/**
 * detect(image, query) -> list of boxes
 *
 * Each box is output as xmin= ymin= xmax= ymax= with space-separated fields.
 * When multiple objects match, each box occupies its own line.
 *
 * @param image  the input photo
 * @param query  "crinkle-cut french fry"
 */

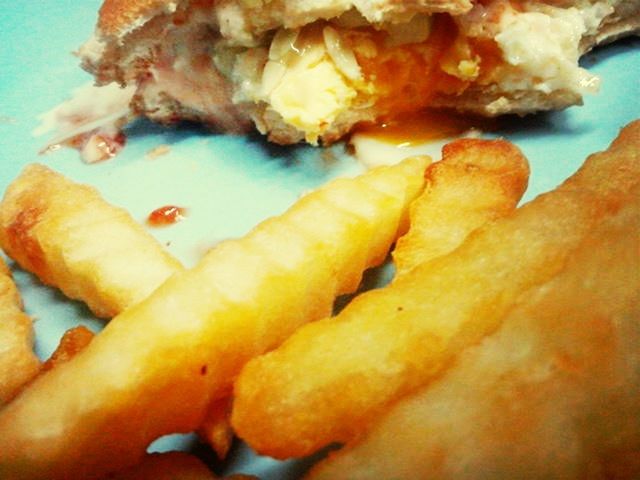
xmin=393 ymin=138 xmax=529 ymax=275
xmin=0 ymin=164 xmax=185 ymax=318
xmin=231 ymin=120 xmax=640 ymax=459
xmin=0 ymin=258 xmax=40 ymax=404
xmin=109 ymin=452 xmax=217 ymax=480
xmin=199 ymin=151 xmax=435 ymax=458
xmin=0 ymin=156 xmax=428 ymax=480
xmin=307 ymin=189 xmax=640 ymax=480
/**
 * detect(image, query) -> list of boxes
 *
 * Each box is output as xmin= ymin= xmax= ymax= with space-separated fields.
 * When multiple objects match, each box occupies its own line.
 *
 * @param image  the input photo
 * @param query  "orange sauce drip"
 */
xmin=354 ymin=109 xmax=497 ymax=147
xmin=147 ymin=206 xmax=187 ymax=227
xmin=356 ymin=111 xmax=468 ymax=146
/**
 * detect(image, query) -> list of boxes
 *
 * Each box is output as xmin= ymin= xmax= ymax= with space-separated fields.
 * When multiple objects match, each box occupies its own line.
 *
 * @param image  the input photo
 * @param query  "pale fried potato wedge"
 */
xmin=231 ymin=120 xmax=640 ymax=459
xmin=0 ymin=164 xmax=184 ymax=318
xmin=393 ymin=138 xmax=529 ymax=275
xmin=0 ymin=258 xmax=40 ymax=405
xmin=0 ymin=156 xmax=428 ymax=480
xmin=307 ymin=188 xmax=640 ymax=480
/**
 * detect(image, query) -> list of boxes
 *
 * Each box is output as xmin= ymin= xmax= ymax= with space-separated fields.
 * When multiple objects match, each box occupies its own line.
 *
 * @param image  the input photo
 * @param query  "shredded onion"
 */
xmin=322 ymin=25 xmax=362 ymax=81
xmin=269 ymin=29 xmax=300 ymax=61
xmin=260 ymin=60 xmax=287 ymax=96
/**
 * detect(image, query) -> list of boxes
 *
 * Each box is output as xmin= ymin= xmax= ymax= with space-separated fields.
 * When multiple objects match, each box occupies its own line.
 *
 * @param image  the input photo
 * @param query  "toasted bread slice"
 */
xmin=80 ymin=0 xmax=640 ymax=144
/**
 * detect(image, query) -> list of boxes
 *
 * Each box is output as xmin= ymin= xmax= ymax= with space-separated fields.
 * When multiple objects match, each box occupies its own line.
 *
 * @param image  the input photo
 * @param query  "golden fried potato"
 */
xmin=0 ymin=258 xmax=40 ymax=404
xmin=42 ymin=325 xmax=95 ymax=372
xmin=231 ymin=120 xmax=640 ymax=459
xmin=108 ymin=452 xmax=216 ymax=480
xmin=0 ymin=164 xmax=184 ymax=318
xmin=307 ymin=188 xmax=640 ymax=480
xmin=393 ymin=138 xmax=529 ymax=275
xmin=198 ymin=397 xmax=234 ymax=460
xmin=0 ymin=156 xmax=428 ymax=480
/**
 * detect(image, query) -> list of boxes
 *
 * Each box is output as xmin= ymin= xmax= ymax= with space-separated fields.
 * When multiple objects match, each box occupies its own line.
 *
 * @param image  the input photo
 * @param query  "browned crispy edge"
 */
xmin=97 ymin=0 xmax=179 ymax=37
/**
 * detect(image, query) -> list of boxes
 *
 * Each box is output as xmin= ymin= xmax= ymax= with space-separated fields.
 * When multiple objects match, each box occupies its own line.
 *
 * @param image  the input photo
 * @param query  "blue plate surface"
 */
xmin=0 ymin=0 xmax=639 ymax=477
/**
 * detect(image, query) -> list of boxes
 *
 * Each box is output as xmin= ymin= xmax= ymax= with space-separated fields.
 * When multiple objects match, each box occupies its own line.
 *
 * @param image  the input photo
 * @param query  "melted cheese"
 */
xmin=269 ymin=57 xmax=357 ymax=142
xmin=234 ymin=25 xmax=362 ymax=143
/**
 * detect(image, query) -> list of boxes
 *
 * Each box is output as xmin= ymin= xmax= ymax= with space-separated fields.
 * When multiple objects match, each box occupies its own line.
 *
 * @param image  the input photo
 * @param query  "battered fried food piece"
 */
xmin=231 ymin=120 xmax=640 ymax=459
xmin=42 ymin=326 xmax=95 ymax=372
xmin=0 ymin=156 xmax=428 ymax=480
xmin=0 ymin=164 xmax=184 ymax=318
xmin=0 ymin=258 xmax=40 ymax=405
xmin=307 ymin=189 xmax=640 ymax=480
xmin=393 ymin=138 xmax=529 ymax=275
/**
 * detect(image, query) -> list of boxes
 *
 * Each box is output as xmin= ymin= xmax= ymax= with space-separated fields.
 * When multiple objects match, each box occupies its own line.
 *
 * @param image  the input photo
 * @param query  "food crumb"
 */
xmin=147 ymin=206 xmax=187 ymax=227
xmin=146 ymin=144 xmax=171 ymax=159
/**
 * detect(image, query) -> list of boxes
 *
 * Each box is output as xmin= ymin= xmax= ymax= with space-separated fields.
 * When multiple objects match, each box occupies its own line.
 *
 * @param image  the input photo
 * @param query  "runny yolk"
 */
xmin=347 ymin=14 xmax=504 ymax=118
xmin=348 ymin=15 xmax=458 ymax=115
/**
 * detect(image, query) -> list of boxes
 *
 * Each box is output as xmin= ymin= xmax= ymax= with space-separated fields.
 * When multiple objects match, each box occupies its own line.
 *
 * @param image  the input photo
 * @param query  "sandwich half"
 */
xmin=80 ymin=0 xmax=640 ymax=144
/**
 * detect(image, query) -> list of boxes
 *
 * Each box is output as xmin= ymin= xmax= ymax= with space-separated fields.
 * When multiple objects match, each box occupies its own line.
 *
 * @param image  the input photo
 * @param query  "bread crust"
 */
xmin=98 ymin=0 xmax=179 ymax=37
xmin=581 ymin=3 xmax=640 ymax=52
xmin=97 ymin=0 xmax=473 ymax=41
xmin=213 ymin=0 xmax=473 ymax=45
